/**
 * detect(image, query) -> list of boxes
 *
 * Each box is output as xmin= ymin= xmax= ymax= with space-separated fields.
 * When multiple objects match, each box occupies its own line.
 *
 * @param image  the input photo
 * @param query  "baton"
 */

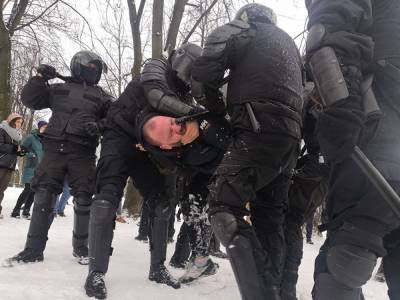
xmin=175 ymin=110 xmax=209 ymax=124
xmin=245 ymin=103 xmax=261 ymax=133
xmin=352 ymin=146 xmax=400 ymax=218
xmin=55 ymin=73 xmax=69 ymax=81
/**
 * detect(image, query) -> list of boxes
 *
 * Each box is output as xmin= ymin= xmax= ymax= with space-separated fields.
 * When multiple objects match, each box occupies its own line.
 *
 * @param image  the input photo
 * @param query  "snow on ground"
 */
xmin=0 ymin=187 xmax=389 ymax=300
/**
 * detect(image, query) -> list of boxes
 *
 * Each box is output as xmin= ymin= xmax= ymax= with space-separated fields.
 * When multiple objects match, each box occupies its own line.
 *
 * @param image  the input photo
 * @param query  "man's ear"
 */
xmin=160 ymin=144 xmax=173 ymax=150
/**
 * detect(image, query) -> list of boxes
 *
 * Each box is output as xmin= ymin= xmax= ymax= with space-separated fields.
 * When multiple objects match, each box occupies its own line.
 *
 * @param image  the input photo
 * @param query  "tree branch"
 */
xmin=7 ymin=0 xmax=29 ymax=37
xmin=182 ymin=0 xmax=217 ymax=44
xmin=58 ymin=0 xmax=95 ymax=49
xmin=14 ymin=0 xmax=60 ymax=32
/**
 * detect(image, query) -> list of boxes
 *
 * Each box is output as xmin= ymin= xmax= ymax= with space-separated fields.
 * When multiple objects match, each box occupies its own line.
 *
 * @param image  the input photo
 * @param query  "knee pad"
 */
xmin=33 ymin=188 xmax=57 ymax=210
xmin=74 ymin=196 xmax=92 ymax=219
xmin=91 ymin=200 xmax=117 ymax=223
xmin=210 ymin=212 xmax=238 ymax=247
xmin=74 ymin=194 xmax=92 ymax=207
xmin=332 ymin=222 xmax=386 ymax=257
xmin=327 ymin=244 xmax=377 ymax=288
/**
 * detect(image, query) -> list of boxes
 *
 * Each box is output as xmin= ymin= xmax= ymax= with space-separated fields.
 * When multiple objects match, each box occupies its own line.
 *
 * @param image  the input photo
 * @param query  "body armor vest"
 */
xmin=227 ymin=23 xmax=303 ymax=115
xmin=44 ymin=82 xmax=109 ymax=148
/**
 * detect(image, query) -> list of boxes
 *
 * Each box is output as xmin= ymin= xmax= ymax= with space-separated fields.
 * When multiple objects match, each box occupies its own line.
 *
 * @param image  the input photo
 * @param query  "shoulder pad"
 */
xmin=203 ymin=22 xmax=247 ymax=56
xmin=141 ymin=59 xmax=168 ymax=83
xmin=228 ymin=19 xmax=250 ymax=29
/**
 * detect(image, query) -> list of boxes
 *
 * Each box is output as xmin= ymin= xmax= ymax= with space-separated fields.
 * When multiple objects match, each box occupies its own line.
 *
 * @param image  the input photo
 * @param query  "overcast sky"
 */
xmin=258 ymin=0 xmax=307 ymax=38
xmin=67 ymin=0 xmax=308 ymax=55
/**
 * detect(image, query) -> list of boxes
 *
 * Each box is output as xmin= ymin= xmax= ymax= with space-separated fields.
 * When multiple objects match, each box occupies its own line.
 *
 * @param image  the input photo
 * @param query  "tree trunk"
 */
xmin=165 ymin=0 xmax=187 ymax=55
xmin=0 ymin=14 xmax=11 ymax=120
xmin=127 ymin=0 xmax=145 ymax=79
xmin=123 ymin=178 xmax=143 ymax=218
xmin=152 ymin=0 xmax=164 ymax=59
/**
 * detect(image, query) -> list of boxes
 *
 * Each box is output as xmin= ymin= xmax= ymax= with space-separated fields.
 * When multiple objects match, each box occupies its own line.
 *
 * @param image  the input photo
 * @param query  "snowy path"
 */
xmin=0 ymin=187 xmax=389 ymax=300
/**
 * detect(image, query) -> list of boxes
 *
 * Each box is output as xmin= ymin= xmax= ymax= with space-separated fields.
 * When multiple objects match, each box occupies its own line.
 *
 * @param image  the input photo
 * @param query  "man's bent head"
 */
xmin=142 ymin=116 xmax=186 ymax=149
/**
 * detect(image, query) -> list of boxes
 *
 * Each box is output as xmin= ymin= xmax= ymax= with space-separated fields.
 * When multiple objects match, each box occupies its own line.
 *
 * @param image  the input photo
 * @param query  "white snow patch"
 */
xmin=0 ymin=187 xmax=389 ymax=300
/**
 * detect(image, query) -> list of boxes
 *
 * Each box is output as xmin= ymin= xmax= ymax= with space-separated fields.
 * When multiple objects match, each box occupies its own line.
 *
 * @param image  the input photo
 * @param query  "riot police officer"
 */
xmin=192 ymin=4 xmax=303 ymax=299
xmin=305 ymin=0 xmax=400 ymax=299
xmin=7 ymin=51 xmax=111 ymax=266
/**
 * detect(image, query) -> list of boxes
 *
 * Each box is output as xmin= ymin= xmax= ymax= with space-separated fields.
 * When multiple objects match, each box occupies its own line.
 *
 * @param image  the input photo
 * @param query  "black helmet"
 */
xmin=235 ymin=3 xmax=277 ymax=25
xmin=169 ymin=43 xmax=202 ymax=84
xmin=70 ymin=51 xmax=107 ymax=85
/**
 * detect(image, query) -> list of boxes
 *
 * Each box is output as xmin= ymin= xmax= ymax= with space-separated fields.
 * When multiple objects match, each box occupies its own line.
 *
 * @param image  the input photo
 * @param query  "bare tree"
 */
xmin=0 ymin=0 xmax=91 ymax=121
xmin=164 ymin=0 xmax=187 ymax=55
xmin=0 ymin=0 xmax=30 ymax=120
xmin=152 ymin=0 xmax=164 ymax=59
xmin=127 ymin=0 xmax=145 ymax=78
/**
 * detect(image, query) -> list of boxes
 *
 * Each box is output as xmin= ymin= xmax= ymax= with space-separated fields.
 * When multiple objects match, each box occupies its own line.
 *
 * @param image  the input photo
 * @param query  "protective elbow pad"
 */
xmin=306 ymin=24 xmax=349 ymax=107
xmin=210 ymin=212 xmax=238 ymax=247
xmin=141 ymin=59 xmax=167 ymax=83
xmin=309 ymin=47 xmax=349 ymax=106
xmin=147 ymin=89 xmax=192 ymax=117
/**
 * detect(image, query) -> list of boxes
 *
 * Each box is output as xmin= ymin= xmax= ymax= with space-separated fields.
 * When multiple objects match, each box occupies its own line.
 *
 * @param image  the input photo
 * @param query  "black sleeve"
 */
xmin=192 ymin=26 xmax=230 ymax=109
xmin=0 ymin=130 xmax=17 ymax=154
xmin=306 ymin=0 xmax=374 ymax=70
xmin=20 ymin=76 xmax=51 ymax=110
xmin=192 ymin=22 xmax=249 ymax=113
xmin=140 ymin=59 xmax=193 ymax=116
xmin=141 ymin=59 xmax=173 ymax=95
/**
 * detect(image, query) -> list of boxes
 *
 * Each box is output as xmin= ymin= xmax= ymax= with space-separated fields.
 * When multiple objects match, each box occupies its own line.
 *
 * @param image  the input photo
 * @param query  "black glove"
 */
xmin=84 ymin=121 xmax=101 ymax=138
xmin=317 ymin=106 xmax=365 ymax=163
xmin=189 ymin=105 xmax=208 ymax=116
xmin=17 ymin=145 xmax=28 ymax=157
xmin=37 ymin=64 xmax=57 ymax=81
xmin=175 ymin=106 xmax=209 ymax=124
xmin=195 ymin=91 xmax=225 ymax=116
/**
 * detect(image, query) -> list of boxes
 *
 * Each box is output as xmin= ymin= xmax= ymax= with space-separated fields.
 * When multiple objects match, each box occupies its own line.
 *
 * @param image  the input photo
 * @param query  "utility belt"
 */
xmin=237 ymin=99 xmax=302 ymax=133
xmin=43 ymin=138 xmax=96 ymax=154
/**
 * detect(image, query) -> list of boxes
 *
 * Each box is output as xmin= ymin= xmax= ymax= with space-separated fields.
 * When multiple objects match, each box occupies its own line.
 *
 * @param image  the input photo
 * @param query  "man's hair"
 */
xmin=142 ymin=117 xmax=162 ymax=146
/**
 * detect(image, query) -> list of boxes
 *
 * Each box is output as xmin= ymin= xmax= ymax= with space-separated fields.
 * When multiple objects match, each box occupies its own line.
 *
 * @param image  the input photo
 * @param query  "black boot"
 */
xmin=85 ymin=271 xmax=107 ymax=299
xmin=148 ymin=202 xmax=180 ymax=288
xmin=11 ymin=185 xmax=30 ymax=218
xmin=149 ymin=265 xmax=181 ymax=289
xmin=8 ymin=248 xmax=44 ymax=264
xmin=21 ymin=210 xmax=31 ymax=219
xmin=72 ymin=195 xmax=91 ymax=265
xmin=6 ymin=189 xmax=56 ymax=266
xmin=211 ymin=212 xmax=281 ymax=300
xmin=11 ymin=210 xmax=20 ymax=218
xmin=134 ymin=234 xmax=148 ymax=242
xmin=85 ymin=200 xmax=117 ymax=299
xmin=281 ymin=264 xmax=299 ymax=300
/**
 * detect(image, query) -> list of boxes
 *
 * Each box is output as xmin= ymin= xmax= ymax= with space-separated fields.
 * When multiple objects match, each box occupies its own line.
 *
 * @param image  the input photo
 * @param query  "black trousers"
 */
xmin=94 ymin=129 xmax=172 ymax=269
xmin=281 ymin=156 xmax=329 ymax=296
xmin=32 ymin=149 xmax=96 ymax=197
xmin=383 ymin=227 xmax=400 ymax=300
xmin=208 ymin=128 xmax=299 ymax=286
xmin=137 ymin=200 xmax=175 ymax=239
xmin=12 ymin=183 xmax=35 ymax=214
